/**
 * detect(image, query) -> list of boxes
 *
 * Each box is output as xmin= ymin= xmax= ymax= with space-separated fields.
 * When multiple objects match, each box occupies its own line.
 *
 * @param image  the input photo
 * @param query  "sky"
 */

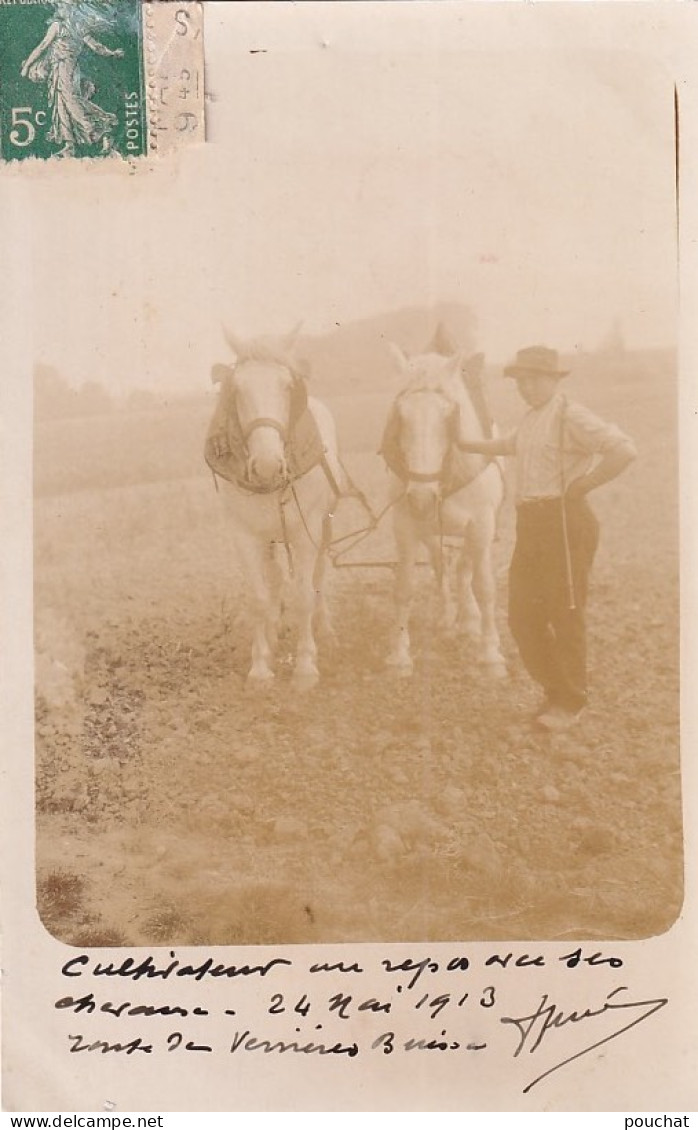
xmin=22 ymin=2 xmax=679 ymax=394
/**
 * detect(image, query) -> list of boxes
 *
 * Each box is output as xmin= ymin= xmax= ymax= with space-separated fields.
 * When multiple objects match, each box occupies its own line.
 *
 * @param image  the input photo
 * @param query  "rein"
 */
xmin=208 ymin=381 xmax=499 ymax=577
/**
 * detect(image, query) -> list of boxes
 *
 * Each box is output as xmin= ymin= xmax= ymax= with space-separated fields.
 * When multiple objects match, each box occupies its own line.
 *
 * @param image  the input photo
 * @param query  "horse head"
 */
xmin=222 ymin=326 xmax=309 ymax=490
xmin=386 ymin=344 xmax=468 ymax=518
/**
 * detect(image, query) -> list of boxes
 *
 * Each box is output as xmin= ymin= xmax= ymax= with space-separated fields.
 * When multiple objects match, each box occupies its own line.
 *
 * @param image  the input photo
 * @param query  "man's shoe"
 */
xmin=535 ymin=706 xmax=584 ymax=733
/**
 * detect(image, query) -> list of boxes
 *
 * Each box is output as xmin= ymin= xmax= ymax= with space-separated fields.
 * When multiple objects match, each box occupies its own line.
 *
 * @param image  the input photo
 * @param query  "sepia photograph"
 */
xmin=3 ymin=0 xmax=696 ymax=1114
xmin=27 ymin=5 xmax=680 ymax=952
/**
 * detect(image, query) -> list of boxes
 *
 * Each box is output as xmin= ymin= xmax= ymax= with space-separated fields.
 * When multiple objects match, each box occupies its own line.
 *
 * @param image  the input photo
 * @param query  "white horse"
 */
xmin=206 ymin=327 xmax=343 ymax=689
xmin=381 ymin=343 xmax=507 ymax=678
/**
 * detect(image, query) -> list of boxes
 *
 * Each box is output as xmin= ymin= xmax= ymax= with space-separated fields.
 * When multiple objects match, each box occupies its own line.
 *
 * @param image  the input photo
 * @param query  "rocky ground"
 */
xmin=33 ymin=384 xmax=682 ymax=948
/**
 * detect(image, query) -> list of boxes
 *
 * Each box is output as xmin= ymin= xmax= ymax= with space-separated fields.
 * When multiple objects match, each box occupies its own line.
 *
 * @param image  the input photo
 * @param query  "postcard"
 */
xmin=1 ymin=0 xmax=697 ymax=1113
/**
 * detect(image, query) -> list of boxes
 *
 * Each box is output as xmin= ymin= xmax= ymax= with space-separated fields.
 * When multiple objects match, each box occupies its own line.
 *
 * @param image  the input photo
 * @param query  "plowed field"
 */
xmin=33 ymin=363 xmax=682 ymax=946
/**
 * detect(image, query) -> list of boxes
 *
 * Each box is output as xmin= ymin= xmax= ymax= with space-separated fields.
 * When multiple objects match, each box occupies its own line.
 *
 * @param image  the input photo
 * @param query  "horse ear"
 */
xmin=445 ymin=352 xmax=466 ymax=380
xmin=387 ymin=342 xmax=410 ymax=373
xmin=427 ymin=322 xmax=459 ymax=357
xmin=448 ymin=350 xmax=483 ymax=383
xmin=222 ymin=326 xmax=247 ymax=360
xmin=281 ymin=322 xmax=304 ymax=353
xmin=211 ymin=363 xmax=233 ymax=385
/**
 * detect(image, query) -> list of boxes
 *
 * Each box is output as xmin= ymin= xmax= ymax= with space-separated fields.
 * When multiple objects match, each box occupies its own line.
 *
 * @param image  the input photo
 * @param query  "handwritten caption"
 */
xmin=53 ymin=947 xmax=668 ymax=1095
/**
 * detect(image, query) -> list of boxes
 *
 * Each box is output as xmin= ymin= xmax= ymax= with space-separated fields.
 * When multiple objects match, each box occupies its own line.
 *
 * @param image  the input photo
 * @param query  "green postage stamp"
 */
xmin=0 ymin=0 xmax=205 ymax=161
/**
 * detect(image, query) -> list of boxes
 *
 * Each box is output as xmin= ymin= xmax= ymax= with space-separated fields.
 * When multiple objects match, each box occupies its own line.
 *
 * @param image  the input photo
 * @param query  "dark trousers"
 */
xmin=508 ymin=497 xmax=600 ymax=713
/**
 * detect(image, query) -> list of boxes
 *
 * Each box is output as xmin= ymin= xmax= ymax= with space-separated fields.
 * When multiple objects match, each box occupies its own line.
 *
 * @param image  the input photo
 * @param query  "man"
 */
xmin=458 ymin=345 xmax=637 ymax=732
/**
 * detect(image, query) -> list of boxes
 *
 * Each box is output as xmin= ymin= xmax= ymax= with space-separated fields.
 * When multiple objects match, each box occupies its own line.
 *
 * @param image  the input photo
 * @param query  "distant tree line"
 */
xmin=34 ymin=365 xmax=163 ymax=420
xmin=34 ymin=365 xmax=112 ymax=421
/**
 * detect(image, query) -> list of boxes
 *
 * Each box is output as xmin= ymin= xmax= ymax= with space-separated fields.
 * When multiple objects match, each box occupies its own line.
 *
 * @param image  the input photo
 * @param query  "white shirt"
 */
xmin=502 ymin=394 xmax=633 ymax=503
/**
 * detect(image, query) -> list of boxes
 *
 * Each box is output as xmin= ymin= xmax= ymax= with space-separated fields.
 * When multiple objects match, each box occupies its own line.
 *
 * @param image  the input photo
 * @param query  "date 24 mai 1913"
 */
xmin=50 ymin=947 xmax=671 ymax=1095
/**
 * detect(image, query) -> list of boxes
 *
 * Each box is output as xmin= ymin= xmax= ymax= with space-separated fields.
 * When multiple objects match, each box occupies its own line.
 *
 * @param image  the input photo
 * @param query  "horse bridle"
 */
xmin=239 ymin=414 xmax=289 ymax=444
xmin=233 ymin=368 xmax=306 ymax=447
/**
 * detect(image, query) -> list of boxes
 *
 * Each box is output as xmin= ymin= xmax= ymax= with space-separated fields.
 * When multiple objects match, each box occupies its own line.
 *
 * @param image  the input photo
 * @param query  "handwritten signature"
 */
xmin=501 ymin=985 xmax=669 ymax=1093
